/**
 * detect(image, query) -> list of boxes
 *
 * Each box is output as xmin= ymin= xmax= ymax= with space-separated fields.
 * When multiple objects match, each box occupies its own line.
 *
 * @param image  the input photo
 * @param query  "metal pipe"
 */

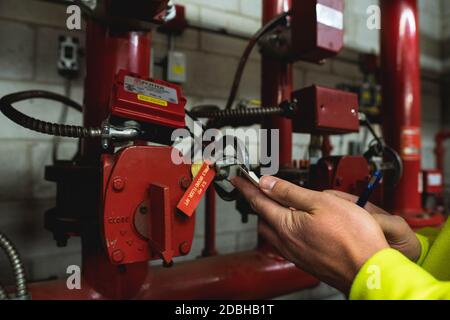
xmin=80 ymin=20 xmax=153 ymax=299
xmin=380 ymin=0 xmax=422 ymax=217
xmin=202 ymin=188 xmax=217 ymax=257
xmin=82 ymin=20 xmax=152 ymax=161
xmin=261 ymin=0 xmax=293 ymax=169
xmin=380 ymin=0 xmax=444 ymax=228
xmin=27 ymin=250 xmax=317 ymax=300
xmin=0 ymin=232 xmax=28 ymax=299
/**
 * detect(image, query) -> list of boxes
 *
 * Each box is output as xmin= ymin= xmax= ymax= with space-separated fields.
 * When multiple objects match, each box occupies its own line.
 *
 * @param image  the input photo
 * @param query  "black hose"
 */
xmin=0 ymin=91 xmax=101 ymax=138
xmin=361 ymin=116 xmax=385 ymax=149
xmin=225 ymin=11 xmax=290 ymax=110
xmin=0 ymin=232 xmax=28 ymax=299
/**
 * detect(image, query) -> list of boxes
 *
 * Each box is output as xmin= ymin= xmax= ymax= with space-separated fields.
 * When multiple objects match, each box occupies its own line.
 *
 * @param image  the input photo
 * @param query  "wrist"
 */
xmin=346 ymin=241 xmax=389 ymax=292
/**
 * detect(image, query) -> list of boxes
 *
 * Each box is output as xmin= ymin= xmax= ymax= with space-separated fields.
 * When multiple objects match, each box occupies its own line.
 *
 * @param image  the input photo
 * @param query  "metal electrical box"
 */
xmin=292 ymin=0 xmax=344 ymax=62
xmin=292 ymin=85 xmax=359 ymax=134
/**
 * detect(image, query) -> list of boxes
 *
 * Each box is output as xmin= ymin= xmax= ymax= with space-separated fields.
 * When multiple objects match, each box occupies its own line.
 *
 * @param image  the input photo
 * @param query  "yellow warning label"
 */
xmin=137 ymin=94 xmax=168 ymax=107
xmin=172 ymin=65 xmax=185 ymax=75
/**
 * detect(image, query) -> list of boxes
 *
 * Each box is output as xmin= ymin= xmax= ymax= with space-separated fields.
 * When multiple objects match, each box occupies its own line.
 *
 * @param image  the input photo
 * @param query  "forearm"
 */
xmin=350 ymin=249 xmax=450 ymax=300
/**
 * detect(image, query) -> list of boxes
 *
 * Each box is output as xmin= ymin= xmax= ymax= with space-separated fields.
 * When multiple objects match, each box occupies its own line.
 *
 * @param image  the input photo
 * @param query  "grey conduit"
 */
xmin=0 ymin=232 xmax=29 ymax=299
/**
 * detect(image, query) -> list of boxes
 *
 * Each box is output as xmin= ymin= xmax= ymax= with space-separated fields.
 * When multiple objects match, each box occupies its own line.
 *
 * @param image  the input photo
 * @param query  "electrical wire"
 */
xmin=361 ymin=116 xmax=385 ymax=150
xmin=0 ymin=232 xmax=28 ymax=299
xmin=0 ymin=91 xmax=101 ymax=139
xmin=224 ymin=11 xmax=290 ymax=110
xmin=52 ymin=80 xmax=78 ymax=163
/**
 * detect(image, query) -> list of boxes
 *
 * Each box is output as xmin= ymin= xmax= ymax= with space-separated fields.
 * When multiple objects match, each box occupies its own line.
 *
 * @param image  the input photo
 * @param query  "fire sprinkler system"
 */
xmin=0 ymin=0 xmax=446 ymax=300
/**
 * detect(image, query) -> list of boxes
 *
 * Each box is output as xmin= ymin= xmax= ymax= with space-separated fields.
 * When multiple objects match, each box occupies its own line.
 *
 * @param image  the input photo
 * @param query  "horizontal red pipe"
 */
xmin=28 ymin=250 xmax=318 ymax=300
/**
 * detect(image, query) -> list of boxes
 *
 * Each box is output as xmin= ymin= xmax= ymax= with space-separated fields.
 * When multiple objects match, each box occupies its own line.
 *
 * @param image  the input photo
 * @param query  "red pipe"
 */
xmin=257 ymin=1 xmax=319 ymax=289
xmin=82 ymin=21 xmax=152 ymax=160
xmin=28 ymin=250 xmax=317 ymax=300
xmin=202 ymin=188 xmax=217 ymax=257
xmin=80 ymin=20 xmax=153 ymax=298
xmin=262 ymin=0 xmax=293 ymax=168
xmin=380 ymin=0 xmax=444 ymax=228
xmin=380 ymin=1 xmax=421 ymax=216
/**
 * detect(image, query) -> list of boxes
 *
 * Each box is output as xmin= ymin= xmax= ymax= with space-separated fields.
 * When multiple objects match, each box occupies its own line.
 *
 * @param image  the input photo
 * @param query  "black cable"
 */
xmin=361 ymin=116 xmax=385 ymax=150
xmin=225 ymin=11 xmax=290 ymax=110
xmin=52 ymin=80 xmax=77 ymax=163
xmin=0 ymin=91 xmax=101 ymax=139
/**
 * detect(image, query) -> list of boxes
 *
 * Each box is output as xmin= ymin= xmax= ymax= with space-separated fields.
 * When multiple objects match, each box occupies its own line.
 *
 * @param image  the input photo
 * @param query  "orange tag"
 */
xmin=177 ymin=161 xmax=215 ymax=217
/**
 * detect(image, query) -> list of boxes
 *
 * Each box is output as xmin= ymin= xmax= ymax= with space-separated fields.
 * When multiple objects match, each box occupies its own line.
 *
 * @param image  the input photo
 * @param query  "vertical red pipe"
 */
xmin=81 ymin=21 xmax=153 ymax=299
xmin=82 ymin=21 xmax=152 ymax=161
xmin=260 ymin=0 xmax=298 ymax=251
xmin=380 ymin=0 xmax=423 ymax=218
xmin=262 ymin=0 xmax=293 ymax=168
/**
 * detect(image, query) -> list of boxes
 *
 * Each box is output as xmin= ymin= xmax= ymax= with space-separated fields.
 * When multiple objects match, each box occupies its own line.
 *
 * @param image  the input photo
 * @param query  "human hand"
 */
xmin=232 ymin=176 xmax=389 ymax=294
xmin=325 ymin=190 xmax=421 ymax=262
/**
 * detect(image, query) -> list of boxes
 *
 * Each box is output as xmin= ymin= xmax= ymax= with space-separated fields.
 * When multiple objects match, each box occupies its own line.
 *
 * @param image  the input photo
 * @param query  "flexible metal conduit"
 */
xmin=0 ymin=232 xmax=29 ymax=299
xmin=0 ymin=91 xmax=101 ymax=138
xmin=190 ymin=106 xmax=285 ymax=120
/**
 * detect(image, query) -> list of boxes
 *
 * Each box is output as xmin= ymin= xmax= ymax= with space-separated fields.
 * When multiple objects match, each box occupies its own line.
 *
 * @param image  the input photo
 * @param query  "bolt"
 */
xmin=179 ymin=241 xmax=190 ymax=255
xmin=180 ymin=176 xmax=191 ymax=190
xmin=139 ymin=206 xmax=148 ymax=215
xmin=112 ymin=249 xmax=125 ymax=263
xmin=112 ymin=177 xmax=125 ymax=192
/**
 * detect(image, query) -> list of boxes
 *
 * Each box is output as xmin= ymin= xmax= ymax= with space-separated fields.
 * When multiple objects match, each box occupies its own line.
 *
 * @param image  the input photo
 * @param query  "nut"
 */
xmin=179 ymin=241 xmax=191 ymax=255
xmin=179 ymin=177 xmax=191 ymax=190
xmin=112 ymin=249 xmax=125 ymax=263
xmin=112 ymin=177 xmax=125 ymax=191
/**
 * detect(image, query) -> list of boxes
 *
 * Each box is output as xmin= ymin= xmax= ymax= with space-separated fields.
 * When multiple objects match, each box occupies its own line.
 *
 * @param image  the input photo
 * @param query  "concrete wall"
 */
xmin=0 ymin=0 xmax=445 ymax=300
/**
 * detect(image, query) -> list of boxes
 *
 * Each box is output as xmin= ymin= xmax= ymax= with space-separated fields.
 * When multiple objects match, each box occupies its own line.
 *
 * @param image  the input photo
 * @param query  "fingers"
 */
xmin=324 ymin=190 xmax=390 ymax=216
xmin=231 ymin=176 xmax=289 ymax=228
xmin=259 ymin=176 xmax=321 ymax=212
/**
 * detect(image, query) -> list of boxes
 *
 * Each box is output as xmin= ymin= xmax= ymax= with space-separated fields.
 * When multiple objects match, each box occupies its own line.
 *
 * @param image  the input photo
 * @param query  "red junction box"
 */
xmin=111 ymin=70 xmax=187 ymax=129
xmin=292 ymin=85 xmax=359 ymax=134
xmin=292 ymin=0 xmax=344 ymax=62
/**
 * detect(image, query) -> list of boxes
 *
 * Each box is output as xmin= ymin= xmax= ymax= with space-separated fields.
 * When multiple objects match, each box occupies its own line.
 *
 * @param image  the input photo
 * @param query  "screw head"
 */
xmin=139 ymin=206 xmax=148 ymax=215
xmin=179 ymin=241 xmax=190 ymax=255
xmin=112 ymin=249 xmax=125 ymax=263
xmin=112 ymin=177 xmax=125 ymax=192
xmin=180 ymin=177 xmax=191 ymax=190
